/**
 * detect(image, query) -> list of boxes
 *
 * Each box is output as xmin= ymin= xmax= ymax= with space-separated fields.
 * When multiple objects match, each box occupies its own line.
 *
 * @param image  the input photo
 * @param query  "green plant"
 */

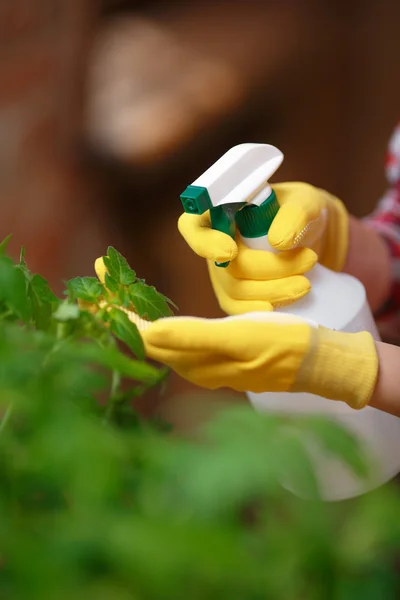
xmin=0 ymin=236 xmax=399 ymax=599
xmin=0 ymin=237 xmax=175 ymax=426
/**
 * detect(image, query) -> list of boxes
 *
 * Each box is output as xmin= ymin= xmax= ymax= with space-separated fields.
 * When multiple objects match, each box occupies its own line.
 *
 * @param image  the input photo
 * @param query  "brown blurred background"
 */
xmin=1 ymin=0 xmax=400 ymax=427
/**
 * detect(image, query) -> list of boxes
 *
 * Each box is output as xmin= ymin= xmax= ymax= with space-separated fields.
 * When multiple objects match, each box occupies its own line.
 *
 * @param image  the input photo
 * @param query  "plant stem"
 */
xmin=56 ymin=322 xmax=65 ymax=340
xmin=103 ymin=369 xmax=122 ymax=424
xmin=111 ymin=369 xmax=121 ymax=397
xmin=0 ymin=402 xmax=13 ymax=436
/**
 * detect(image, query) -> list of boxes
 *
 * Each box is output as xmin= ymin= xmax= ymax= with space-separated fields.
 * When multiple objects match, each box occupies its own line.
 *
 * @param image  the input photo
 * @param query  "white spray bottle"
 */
xmin=180 ymin=143 xmax=400 ymax=501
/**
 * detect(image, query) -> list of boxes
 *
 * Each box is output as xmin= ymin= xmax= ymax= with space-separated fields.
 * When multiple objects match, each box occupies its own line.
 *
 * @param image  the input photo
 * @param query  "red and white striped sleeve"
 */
xmin=364 ymin=121 xmax=400 ymax=338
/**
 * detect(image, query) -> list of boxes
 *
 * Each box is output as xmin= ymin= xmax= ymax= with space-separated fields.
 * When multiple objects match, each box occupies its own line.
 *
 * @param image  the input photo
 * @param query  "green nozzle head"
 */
xmin=180 ymin=185 xmax=212 ymax=215
xmin=180 ymin=143 xmax=283 ymax=267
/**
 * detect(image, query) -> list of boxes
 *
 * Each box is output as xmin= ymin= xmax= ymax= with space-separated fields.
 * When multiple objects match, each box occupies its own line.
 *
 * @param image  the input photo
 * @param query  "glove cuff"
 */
xmin=292 ymin=327 xmax=379 ymax=409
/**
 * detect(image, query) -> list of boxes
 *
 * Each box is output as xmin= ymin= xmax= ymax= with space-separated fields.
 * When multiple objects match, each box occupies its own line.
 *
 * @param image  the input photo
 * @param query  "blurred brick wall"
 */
xmin=0 ymin=1 xmax=100 ymax=291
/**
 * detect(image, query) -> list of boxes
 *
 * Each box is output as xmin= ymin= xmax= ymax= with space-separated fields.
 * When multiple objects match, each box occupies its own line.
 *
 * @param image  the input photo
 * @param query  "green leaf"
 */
xmin=133 ymin=277 xmax=177 ymax=313
xmin=103 ymin=247 xmax=136 ymax=285
xmin=80 ymin=343 xmax=162 ymax=384
xmin=31 ymin=274 xmax=57 ymax=304
xmin=0 ymin=256 xmax=30 ymax=320
xmin=161 ymin=292 xmax=178 ymax=312
xmin=29 ymin=274 xmax=58 ymax=330
xmin=68 ymin=277 xmax=103 ymax=303
xmin=118 ymin=288 xmax=132 ymax=309
xmin=129 ymin=281 xmax=174 ymax=320
xmin=0 ymin=234 xmax=12 ymax=256
xmin=18 ymin=245 xmax=31 ymax=279
xmin=109 ymin=308 xmax=145 ymax=360
xmin=104 ymin=272 xmax=119 ymax=293
xmin=53 ymin=302 xmax=80 ymax=322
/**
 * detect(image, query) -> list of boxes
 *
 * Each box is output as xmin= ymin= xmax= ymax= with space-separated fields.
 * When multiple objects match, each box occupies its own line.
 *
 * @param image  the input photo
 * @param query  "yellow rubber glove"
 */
xmin=94 ymin=257 xmax=107 ymax=284
xmin=178 ymin=182 xmax=349 ymax=314
xmin=178 ymin=213 xmax=317 ymax=313
xmin=141 ymin=314 xmax=378 ymax=410
xmin=269 ymin=182 xmax=349 ymax=271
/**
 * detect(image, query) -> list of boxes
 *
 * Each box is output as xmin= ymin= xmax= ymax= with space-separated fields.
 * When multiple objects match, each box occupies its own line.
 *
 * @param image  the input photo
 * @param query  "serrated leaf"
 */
xmin=53 ymin=302 xmax=80 ymax=322
xmin=18 ymin=245 xmax=31 ymax=279
xmin=31 ymin=274 xmax=57 ymax=304
xmin=158 ymin=291 xmax=178 ymax=312
xmin=29 ymin=274 xmax=58 ymax=330
xmin=0 ymin=234 xmax=12 ymax=256
xmin=104 ymin=272 xmax=119 ymax=293
xmin=68 ymin=277 xmax=103 ymax=303
xmin=103 ymin=247 xmax=136 ymax=285
xmin=119 ymin=288 xmax=132 ymax=308
xmin=129 ymin=281 xmax=174 ymax=320
xmin=0 ymin=256 xmax=30 ymax=320
xmin=109 ymin=308 xmax=145 ymax=360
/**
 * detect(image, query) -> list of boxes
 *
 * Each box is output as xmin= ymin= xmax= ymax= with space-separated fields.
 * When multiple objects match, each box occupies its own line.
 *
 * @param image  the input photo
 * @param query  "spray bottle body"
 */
xmin=243 ymin=233 xmax=400 ymax=501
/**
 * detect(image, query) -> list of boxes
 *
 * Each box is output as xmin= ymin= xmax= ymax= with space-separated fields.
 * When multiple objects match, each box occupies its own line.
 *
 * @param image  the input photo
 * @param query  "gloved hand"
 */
xmin=94 ymin=256 xmax=108 ymax=284
xmin=269 ymin=183 xmax=349 ymax=271
xmin=178 ymin=182 xmax=349 ymax=314
xmin=141 ymin=313 xmax=378 ymax=410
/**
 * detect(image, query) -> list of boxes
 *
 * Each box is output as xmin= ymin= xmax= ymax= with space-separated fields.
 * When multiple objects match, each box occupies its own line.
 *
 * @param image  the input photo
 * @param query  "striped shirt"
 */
xmin=364 ymin=122 xmax=400 ymax=341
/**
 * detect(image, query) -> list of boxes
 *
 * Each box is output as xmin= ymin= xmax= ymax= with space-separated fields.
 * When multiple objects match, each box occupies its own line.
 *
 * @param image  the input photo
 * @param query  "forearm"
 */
xmin=369 ymin=341 xmax=400 ymax=417
xmin=343 ymin=216 xmax=392 ymax=313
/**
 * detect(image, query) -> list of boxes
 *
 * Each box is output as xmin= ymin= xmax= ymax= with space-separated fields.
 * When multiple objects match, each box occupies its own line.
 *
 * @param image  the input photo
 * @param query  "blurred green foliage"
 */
xmin=0 ymin=237 xmax=399 ymax=599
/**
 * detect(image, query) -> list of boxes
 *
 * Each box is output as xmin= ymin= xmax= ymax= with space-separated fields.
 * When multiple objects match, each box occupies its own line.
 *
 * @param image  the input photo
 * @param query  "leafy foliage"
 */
xmin=129 ymin=281 xmax=177 ymax=320
xmin=0 ymin=242 xmax=170 ymax=424
xmin=103 ymin=246 xmax=136 ymax=285
xmin=0 ymin=236 xmax=399 ymax=599
xmin=67 ymin=276 xmax=103 ymax=303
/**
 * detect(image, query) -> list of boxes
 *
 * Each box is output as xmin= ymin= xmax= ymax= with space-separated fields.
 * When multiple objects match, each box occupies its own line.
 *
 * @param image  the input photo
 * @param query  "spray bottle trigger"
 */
xmin=210 ymin=203 xmax=246 ymax=268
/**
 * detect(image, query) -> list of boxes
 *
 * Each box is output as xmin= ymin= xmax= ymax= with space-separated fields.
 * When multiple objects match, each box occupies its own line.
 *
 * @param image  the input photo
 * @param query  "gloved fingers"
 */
xmin=94 ymin=257 xmax=107 ymax=284
xmin=142 ymin=316 xmax=305 ymax=355
xmin=178 ymin=211 xmax=238 ymax=262
xmin=217 ymin=296 xmax=275 ymax=315
xmin=142 ymin=341 xmax=242 ymax=390
xmin=142 ymin=317 xmax=261 ymax=358
xmin=209 ymin=262 xmax=311 ymax=311
xmin=269 ymin=182 xmax=327 ymax=251
xmin=182 ymin=359 xmax=281 ymax=392
xmin=209 ymin=266 xmax=273 ymax=314
xmin=223 ymin=274 xmax=311 ymax=306
xmin=229 ymin=241 xmax=317 ymax=279
xmin=182 ymin=359 xmax=246 ymax=391
xmin=183 ymin=358 xmax=303 ymax=393
xmin=142 ymin=340 xmax=206 ymax=371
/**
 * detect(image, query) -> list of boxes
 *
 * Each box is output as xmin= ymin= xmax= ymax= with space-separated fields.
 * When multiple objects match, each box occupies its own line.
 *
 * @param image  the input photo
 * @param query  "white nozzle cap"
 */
xmin=192 ymin=143 xmax=283 ymax=207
